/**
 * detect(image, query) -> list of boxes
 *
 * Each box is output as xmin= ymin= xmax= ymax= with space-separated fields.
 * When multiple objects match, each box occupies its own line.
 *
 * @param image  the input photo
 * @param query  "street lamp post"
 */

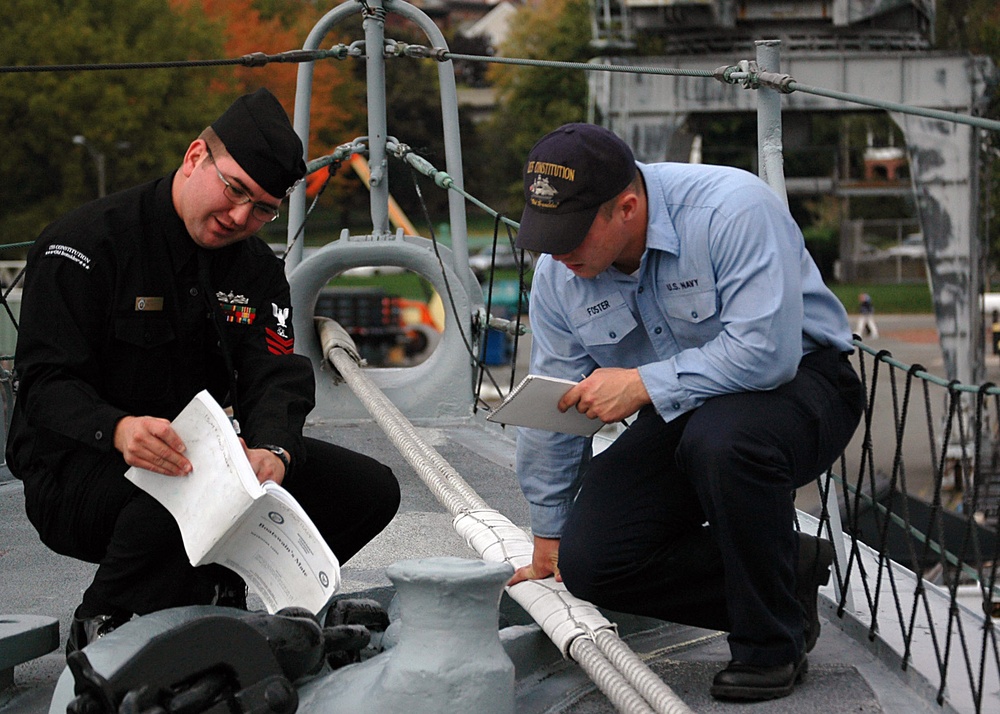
xmin=73 ymin=134 xmax=107 ymax=198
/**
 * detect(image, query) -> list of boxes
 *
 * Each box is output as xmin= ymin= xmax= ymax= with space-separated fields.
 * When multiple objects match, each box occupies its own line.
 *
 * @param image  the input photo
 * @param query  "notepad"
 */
xmin=486 ymin=374 xmax=605 ymax=436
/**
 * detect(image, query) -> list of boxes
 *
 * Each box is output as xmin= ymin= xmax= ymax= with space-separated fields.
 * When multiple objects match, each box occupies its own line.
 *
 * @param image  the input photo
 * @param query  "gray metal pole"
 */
xmin=389 ymin=0 xmax=474 ymax=296
xmin=755 ymin=40 xmax=788 ymax=206
xmin=365 ymin=1 xmax=391 ymax=237
xmin=287 ymin=1 xmax=359 ymax=271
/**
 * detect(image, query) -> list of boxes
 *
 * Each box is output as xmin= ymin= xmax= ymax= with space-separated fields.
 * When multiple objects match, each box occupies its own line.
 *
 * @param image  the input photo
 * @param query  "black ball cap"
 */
xmin=211 ymin=88 xmax=306 ymax=198
xmin=516 ymin=123 xmax=636 ymax=255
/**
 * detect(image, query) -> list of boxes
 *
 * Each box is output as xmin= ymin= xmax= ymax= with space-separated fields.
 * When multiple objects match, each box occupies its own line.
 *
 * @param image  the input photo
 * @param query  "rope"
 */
xmin=0 ymin=48 xmax=352 ymax=74
xmin=439 ymin=50 xmax=714 ymax=79
xmin=6 ymin=42 xmax=993 ymax=134
xmin=414 ymin=46 xmax=1000 ymax=133
xmin=713 ymin=63 xmax=1000 ymax=133
xmin=320 ymin=331 xmax=694 ymax=714
xmin=788 ymin=81 xmax=1000 ymax=133
xmin=855 ymin=340 xmax=1000 ymax=394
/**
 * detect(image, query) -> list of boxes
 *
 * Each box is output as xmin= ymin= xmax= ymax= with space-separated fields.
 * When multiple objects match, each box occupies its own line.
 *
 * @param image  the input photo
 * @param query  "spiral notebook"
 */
xmin=486 ymin=374 xmax=604 ymax=437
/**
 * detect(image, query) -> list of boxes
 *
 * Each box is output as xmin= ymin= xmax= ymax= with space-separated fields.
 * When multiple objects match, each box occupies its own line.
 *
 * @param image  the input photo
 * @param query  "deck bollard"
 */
xmin=299 ymin=557 xmax=515 ymax=714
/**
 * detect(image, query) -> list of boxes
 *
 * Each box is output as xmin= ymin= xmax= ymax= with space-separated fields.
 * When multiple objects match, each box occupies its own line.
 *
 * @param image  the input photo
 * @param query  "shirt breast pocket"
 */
xmin=663 ymin=288 xmax=720 ymax=346
xmin=107 ymin=315 xmax=176 ymax=404
xmin=574 ymin=302 xmax=638 ymax=348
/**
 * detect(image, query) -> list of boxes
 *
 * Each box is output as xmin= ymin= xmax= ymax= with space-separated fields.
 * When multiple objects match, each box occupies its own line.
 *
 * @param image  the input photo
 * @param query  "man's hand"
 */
xmin=508 ymin=536 xmax=562 ymax=586
xmin=559 ymin=367 xmax=650 ymax=423
xmin=243 ymin=441 xmax=289 ymax=486
xmin=114 ymin=415 xmax=191 ymax=476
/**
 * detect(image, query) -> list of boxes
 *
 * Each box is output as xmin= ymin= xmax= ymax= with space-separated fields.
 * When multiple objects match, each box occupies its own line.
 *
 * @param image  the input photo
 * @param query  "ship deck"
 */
xmin=1 ymin=315 xmax=994 ymax=713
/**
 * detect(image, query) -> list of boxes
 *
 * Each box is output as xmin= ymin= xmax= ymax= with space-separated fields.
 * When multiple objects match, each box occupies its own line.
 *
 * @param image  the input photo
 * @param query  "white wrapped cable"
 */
xmin=454 ymin=510 xmax=694 ymax=714
xmin=454 ymin=510 xmax=615 ymax=656
xmin=453 ymin=509 xmax=534 ymax=568
xmin=319 ymin=325 xmax=695 ymax=714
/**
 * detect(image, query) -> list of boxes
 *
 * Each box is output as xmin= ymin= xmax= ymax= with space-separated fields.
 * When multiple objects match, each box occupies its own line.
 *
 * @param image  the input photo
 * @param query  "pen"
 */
xmin=580 ymin=372 xmax=631 ymax=430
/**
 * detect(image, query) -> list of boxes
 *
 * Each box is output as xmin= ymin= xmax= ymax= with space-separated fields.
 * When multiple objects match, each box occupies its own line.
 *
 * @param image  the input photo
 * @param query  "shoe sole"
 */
xmin=800 ymin=535 xmax=835 ymax=652
xmin=710 ymin=657 xmax=809 ymax=701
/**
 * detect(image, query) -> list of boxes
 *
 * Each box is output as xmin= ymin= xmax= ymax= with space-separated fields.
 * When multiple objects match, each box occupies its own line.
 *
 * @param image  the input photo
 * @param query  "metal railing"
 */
xmin=806 ymin=340 xmax=1000 ymax=712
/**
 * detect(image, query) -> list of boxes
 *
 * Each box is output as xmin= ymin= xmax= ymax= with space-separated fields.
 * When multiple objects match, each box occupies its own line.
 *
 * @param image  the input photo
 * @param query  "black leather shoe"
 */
xmin=711 ymin=656 xmax=808 ymax=701
xmin=797 ymin=533 xmax=835 ymax=652
xmin=66 ymin=612 xmax=131 ymax=655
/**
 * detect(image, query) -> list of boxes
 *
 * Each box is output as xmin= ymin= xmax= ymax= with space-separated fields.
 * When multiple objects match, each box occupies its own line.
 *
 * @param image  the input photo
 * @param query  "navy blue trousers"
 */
xmin=558 ymin=347 xmax=863 ymax=666
xmin=25 ymin=437 xmax=400 ymax=617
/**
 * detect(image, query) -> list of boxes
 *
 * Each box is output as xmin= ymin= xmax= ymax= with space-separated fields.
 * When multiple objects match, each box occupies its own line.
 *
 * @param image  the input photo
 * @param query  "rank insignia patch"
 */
xmin=222 ymin=304 xmax=256 ymax=325
xmin=266 ymin=327 xmax=294 ymax=355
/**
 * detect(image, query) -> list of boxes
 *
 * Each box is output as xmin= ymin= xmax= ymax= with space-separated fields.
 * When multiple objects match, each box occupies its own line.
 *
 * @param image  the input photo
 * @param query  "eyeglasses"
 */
xmin=204 ymin=146 xmax=280 ymax=223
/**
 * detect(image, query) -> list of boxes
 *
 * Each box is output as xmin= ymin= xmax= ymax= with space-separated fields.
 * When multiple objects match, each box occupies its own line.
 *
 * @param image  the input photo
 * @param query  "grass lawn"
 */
xmin=323 ymin=272 xmax=934 ymax=315
xmin=829 ymin=283 xmax=933 ymax=314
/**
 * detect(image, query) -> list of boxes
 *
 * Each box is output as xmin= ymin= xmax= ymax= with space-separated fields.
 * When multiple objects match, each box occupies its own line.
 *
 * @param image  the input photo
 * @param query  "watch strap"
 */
xmin=255 ymin=443 xmax=290 ymax=471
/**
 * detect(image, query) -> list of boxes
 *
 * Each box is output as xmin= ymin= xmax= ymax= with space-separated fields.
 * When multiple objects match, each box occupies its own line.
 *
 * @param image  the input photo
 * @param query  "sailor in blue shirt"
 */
xmin=508 ymin=124 xmax=863 ymax=701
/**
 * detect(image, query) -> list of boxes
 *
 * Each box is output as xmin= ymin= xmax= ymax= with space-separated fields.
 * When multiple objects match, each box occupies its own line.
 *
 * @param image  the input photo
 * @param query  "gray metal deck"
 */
xmin=0 ymin=420 xmax=946 ymax=714
xmin=0 ymin=317 xmax=978 ymax=713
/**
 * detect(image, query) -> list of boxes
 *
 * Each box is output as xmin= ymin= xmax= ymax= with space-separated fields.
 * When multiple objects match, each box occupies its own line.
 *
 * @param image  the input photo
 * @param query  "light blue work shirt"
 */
xmin=516 ymin=161 xmax=854 ymax=538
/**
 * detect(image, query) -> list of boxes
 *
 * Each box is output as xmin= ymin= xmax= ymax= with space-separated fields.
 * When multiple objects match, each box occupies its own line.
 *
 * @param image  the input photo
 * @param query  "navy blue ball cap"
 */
xmin=211 ymin=88 xmax=306 ymax=199
xmin=516 ymin=123 xmax=636 ymax=255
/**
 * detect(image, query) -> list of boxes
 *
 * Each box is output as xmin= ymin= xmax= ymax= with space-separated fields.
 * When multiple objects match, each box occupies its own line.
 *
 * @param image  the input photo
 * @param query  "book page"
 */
xmin=125 ymin=390 xmax=261 ymax=564
xmin=486 ymin=374 xmax=604 ymax=436
xmin=210 ymin=482 xmax=341 ymax=615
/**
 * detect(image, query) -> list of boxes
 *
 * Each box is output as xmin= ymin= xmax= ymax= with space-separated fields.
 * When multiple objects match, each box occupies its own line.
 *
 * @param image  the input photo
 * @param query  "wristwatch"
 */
xmin=257 ymin=444 xmax=290 ymax=471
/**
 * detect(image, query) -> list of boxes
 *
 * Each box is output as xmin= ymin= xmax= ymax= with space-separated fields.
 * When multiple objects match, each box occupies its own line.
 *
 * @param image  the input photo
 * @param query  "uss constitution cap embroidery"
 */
xmin=516 ymin=123 xmax=637 ymax=255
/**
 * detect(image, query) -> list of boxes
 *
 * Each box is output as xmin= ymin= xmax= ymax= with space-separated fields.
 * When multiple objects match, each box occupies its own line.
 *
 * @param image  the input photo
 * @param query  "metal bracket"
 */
xmin=65 ymin=616 xmax=296 ymax=714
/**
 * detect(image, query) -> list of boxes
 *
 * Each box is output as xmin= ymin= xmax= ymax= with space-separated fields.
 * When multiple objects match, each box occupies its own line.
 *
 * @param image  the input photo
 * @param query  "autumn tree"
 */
xmin=0 ymin=0 xmax=230 ymax=247
xmin=196 ymin=0 xmax=364 ymax=159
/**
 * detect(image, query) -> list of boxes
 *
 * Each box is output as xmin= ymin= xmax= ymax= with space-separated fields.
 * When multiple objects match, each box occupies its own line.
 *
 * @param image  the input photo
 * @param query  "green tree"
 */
xmin=485 ymin=0 xmax=593 ymax=209
xmin=0 ymin=0 xmax=230 ymax=248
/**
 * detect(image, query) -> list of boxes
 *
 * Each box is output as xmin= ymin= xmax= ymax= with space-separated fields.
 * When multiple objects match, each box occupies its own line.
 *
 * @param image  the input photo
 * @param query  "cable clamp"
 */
xmin=713 ymin=60 xmax=757 ymax=89
xmin=757 ymin=70 xmax=796 ymax=94
xmin=274 ymin=49 xmax=330 ymax=64
xmin=240 ymin=52 xmax=270 ymax=67
xmin=327 ymin=44 xmax=351 ymax=60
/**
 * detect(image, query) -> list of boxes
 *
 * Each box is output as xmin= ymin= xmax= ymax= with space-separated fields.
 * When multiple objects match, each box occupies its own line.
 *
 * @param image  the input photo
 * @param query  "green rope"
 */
xmin=854 ymin=340 xmax=1000 ymax=394
xmin=386 ymin=140 xmax=521 ymax=232
xmin=6 ymin=41 xmax=994 ymax=135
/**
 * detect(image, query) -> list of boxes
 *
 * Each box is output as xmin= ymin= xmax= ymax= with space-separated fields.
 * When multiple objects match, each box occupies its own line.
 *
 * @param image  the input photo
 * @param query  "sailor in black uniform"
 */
xmin=7 ymin=88 xmax=400 ymax=653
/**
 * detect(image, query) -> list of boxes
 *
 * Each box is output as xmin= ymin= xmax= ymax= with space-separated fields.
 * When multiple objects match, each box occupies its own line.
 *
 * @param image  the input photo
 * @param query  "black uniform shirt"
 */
xmin=6 ymin=174 xmax=315 ymax=483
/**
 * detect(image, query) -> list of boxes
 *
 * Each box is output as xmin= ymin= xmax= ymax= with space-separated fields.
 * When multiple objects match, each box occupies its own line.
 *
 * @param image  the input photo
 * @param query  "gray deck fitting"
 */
xmin=0 ymin=616 xmax=58 ymax=690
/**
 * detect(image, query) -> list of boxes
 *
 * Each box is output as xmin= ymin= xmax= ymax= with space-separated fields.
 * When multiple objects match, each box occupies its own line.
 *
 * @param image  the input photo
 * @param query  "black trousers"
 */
xmin=23 ymin=436 xmax=400 ymax=617
xmin=558 ymin=347 xmax=863 ymax=666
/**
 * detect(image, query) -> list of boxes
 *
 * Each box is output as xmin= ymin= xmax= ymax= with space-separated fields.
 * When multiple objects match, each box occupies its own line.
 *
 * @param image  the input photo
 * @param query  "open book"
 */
xmin=486 ymin=374 xmax=604 ymax=437
xmin=125 ymin=390 xmax=340 ymax=615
